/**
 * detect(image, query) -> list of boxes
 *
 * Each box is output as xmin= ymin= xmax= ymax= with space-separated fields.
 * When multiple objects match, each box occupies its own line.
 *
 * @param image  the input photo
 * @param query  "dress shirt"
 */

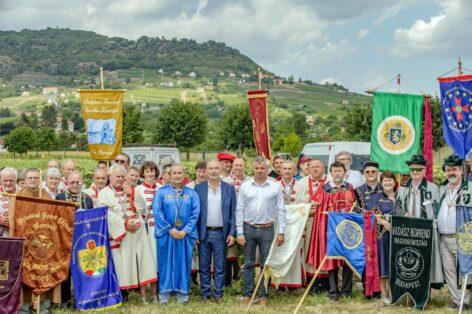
xmin=409 ymin=184 xmax=422 ymax=218
xmin=236 ymin=178 xmax=286 ymax=235
xmin=207 ymin=182 xmax=223 ymax=227
xmin=438 ymin=184 xmax=460 ymax=235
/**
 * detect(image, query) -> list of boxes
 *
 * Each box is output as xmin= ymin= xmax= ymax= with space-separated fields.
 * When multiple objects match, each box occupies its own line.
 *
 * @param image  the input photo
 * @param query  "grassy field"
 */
xmin=53 ymin=283 xmax=455 ymax=313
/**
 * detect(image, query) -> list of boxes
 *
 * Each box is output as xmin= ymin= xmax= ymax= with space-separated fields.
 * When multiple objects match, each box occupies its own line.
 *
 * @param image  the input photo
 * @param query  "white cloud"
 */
xmin=393 ymin=0 xmax=472 ymax=58
xmin=319 ymin=77 xmax=341 ymax=85
xmin=357 ymin=29 xmax=370 ymax=39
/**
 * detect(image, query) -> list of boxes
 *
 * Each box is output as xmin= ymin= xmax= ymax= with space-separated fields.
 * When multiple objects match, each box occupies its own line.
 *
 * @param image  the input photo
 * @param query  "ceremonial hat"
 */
xmin=217 ymin=152 xmax=235 ymax=162
xmin=442 ymin=154 xmax=463 ymax=171
xmin=405 ymin=154 xmax=427 ymax=166
xmin=297 ymin=155 xmax=312 ymax=165
xmin=362 ymin=160 xmax=379 ymax=171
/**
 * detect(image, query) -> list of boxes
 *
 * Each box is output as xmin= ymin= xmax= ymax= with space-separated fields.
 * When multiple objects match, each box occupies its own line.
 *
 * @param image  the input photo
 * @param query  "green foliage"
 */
xmin=291 ymin=112 xmax=309 ymax=139
xmin=40 ymin=104 xmax=57 ymax=128
xmin=153 ymin=101 xmax=208 ymax=149
xmin=280 ymin=132 xmax=302 ymax=157
xmin=36 ymin=127 xmax=58 ymax=153
xmin=219 ymin=104 xmax=254 ymax=152
xmin=5 ymin=126 xmax=36 ymax=155
xmin=343 ymin=104 xmax=373 ymax=141
xmin=123 ymin=105 xmax=144 ymax=144
xmin=430 ymin=98 xmax=445 ymax=151
xmin=0 ymin=28 xmax=261 ymax=78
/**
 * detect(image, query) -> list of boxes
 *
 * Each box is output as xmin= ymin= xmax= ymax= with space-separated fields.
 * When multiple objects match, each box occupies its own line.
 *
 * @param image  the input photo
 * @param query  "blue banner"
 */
xmin=72 ymin=207 xmax=122 ymax=310
xmin=457 ymin=205 xmax=472 ymax=276
xmin=439 ymin=75 xmax=472 ymax=158
xmin=326 ymin=212 xmax=374 ymax=277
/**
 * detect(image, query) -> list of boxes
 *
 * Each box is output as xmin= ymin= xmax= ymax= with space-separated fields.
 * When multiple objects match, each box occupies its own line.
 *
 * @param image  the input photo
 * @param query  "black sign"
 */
xmin=390 ymin=216 xmax=433 ymax=310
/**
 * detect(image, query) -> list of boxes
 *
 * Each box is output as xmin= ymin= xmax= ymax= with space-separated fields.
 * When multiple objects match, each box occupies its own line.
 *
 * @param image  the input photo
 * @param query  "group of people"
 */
xmin=0 ymin=150 xmax=470 ymax=312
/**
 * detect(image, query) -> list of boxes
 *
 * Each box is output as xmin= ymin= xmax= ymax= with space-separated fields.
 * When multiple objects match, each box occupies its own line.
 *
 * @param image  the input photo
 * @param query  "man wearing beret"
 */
xmin=355 ymin=161 xmax=383 ymax=211
xmin=438 ymin=154 xmax=472 ymax=308
xmin=395 ymin=154 xmax=444 ymax=290
xmin=217 ymin=152 xmax=235 ymax=182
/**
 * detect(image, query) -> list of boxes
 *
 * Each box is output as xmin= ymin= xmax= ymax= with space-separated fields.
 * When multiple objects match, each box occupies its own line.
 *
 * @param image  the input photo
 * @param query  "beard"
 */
xmin=448 ymin=175 xmax=459 ymax=184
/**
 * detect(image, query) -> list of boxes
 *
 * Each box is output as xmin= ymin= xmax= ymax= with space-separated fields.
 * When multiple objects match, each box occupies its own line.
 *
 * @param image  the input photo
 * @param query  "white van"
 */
xmin=122 ymin=146 xmax=181 ymax=170
xmin=301 ymin=141 xmax=370 ymax=171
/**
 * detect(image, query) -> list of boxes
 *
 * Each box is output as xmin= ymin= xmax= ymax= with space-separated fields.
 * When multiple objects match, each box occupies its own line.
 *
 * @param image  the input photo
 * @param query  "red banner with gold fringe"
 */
xmin=247 ymin=90 xmax=271 ymax=160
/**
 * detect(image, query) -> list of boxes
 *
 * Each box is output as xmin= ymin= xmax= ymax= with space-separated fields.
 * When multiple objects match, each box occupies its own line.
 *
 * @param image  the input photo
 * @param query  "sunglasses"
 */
xmin=115 ymin=159 xmax=126 ymax=164
xmin=410 ymin=168 xmax=425 ymax=173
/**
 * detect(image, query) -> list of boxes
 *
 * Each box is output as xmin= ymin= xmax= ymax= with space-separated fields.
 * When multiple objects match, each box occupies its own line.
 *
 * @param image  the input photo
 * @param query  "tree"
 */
xmin=29 ymin=112 xmax=39 ymax=129
xmin=41 ymin=105 xmax=57 ymax=128
xmin=430 ymin=98 xmax=445 ymax=151
xmin=123 ymin=105 xmax=144 ymax=144
xmin=281 ymin=132 xmax=302 ymax=157
xmin=219 ymin=104 xmax=254 ymax=153
xmin=71 ymin=112 xmax=85 ymax=132
xmin=153 ymin=101 xmax=208 ymax=150
xmin=343 ymin=104 xmax=372 ymax=141
xmin=291 ymin=112 xmax=309 ymax=139
xmin=61 ymin=117 xmax=69 ymax=130
xmin=18 ymin=113 xmax=30 ymax=127
xmin=36 ymin=127 xmax=58 ymax=154
xmin=5 ymin=126 xmax=36 ymax=156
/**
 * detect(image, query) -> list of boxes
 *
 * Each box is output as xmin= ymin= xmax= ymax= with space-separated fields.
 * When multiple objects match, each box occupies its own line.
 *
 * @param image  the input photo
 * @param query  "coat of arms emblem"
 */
xmin=78 ymin=240 xmax=107 ymax=277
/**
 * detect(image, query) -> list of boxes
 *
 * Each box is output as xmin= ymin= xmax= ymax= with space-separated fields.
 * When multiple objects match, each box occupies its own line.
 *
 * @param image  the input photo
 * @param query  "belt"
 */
xmin=207 ymin=227 xmax=223 ymax=231
xmin=244 ymin=222 xmax=274 ymax=228
xmin=441 ymin=233 xmax=457 ymax=238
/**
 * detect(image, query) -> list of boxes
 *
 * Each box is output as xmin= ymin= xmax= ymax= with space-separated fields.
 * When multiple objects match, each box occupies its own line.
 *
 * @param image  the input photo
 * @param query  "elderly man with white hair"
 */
xmin=83 ymin=168 xmax=108 ymax=207
xmin=98 ymin=164 xmax=157 ymax=302
xmin=0 ymin=167 xmax=17 ymax=237
xmin=60 ymin=158 xmax=77 ymax=190
xmin=334 ymin=151 xmax=364 ymax=188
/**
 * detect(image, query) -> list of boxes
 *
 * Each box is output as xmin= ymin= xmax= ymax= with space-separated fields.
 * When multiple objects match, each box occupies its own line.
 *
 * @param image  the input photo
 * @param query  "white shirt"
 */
xmin=207 ymin=183 xmax=223 ymax=227
xmin=345 ymin=170 xmax=364 ymax=189
xmin=236 ymin=178 xmax=286 ymax=235
xmin=438 ymin=184 xmax=460 ymax=235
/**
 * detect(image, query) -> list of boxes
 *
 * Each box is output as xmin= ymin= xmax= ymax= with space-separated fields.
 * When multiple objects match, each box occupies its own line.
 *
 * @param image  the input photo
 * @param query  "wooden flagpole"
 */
xmin=100 ymin=66 xmax=105 ymax=90
xmin=293 ymin=256 xmax=327 ymax=314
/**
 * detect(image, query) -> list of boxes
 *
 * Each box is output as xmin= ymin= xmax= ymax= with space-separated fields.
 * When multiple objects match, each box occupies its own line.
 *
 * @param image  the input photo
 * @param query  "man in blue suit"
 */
xmin=195 ymin=160 xmax=237 ymax=304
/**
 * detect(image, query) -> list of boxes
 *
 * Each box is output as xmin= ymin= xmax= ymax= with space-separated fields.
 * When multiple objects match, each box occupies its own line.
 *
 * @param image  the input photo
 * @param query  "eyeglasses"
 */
xmin=364 ymin=170 xmax=378 ymax=174
xmin=410 ymin=168 xmax=425 ymax=173
xmin=115 ymin=159 xmax=126 ymax=164
xmin=69 ymin=181 xmax=81 ymax=185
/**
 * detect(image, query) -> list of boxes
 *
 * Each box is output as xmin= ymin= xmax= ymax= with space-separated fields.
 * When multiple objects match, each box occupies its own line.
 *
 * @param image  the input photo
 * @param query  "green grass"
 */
xmin=51 ymin=282 xmax=454 ymax=313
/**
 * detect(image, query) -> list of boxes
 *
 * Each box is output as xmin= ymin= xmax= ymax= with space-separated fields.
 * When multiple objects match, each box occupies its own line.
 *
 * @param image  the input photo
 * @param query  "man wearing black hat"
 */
xmin=395 ymin=154 xmax=444 ymax=290
xmin=438 ymin=154 xmax=472 ymax=308
xmin=355 ymin=161 xmax=383 ymax=211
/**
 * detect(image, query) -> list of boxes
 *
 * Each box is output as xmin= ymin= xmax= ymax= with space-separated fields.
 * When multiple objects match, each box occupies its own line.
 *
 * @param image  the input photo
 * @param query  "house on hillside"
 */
xmin=174 ymin=71 xmax=182 ymax=76
xmin=229 ymin=72 xmax=236 ymax=78
xmin=188 ymin=72 xmax=197 ymax=78
xmin=158 ymin=69 xmax=164 ymax=74
xmin=274 ymin=78 xmax=284 ymax=85
xmin=240 ymin=73 xmax=250 ymax=78
xmin=306 ymin=115 xmax=314 ymax=126
xmin=43 ymin=86 xmax=59 ymax=95
xmin=54 ymin=116 xmax=74 ymax=133
xmin=341 ymin=100 xmax=350 ymax=105
xmin=218 ymin=71 xmax=225 ymax=77
xmin=21 ymin=91 xmax=30 ymax=97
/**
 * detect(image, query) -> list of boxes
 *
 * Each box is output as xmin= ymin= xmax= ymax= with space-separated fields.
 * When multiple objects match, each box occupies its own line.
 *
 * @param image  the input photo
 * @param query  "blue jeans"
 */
xmin=198 ymin=229 xmax=227 ymax=298
xmin=242 ymin=224 xmax=274 ymax=298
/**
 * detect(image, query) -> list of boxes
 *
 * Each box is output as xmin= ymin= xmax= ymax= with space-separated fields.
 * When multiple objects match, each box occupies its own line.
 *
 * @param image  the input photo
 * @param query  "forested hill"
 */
xmin=0 ymin=28 xmax=265 ymax=78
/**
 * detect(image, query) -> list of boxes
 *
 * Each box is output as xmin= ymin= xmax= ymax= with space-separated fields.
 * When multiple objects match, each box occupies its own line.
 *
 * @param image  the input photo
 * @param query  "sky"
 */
xmin=0 ymin=0 xmax=471 ymax=95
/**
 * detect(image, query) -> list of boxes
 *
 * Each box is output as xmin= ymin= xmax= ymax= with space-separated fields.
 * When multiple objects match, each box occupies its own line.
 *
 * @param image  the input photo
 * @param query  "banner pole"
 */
xmin=35 ymin=294 xmax=40 ymax=314
xmin=459 ymin=274 xmax=468 ymax=314
xmin=293 ymin=256 xmax=327 ymax=314
xmin=246 ymin=236 xmax=277 ymax=313
xmin=100 ymin=66 xmax=104 ymax=90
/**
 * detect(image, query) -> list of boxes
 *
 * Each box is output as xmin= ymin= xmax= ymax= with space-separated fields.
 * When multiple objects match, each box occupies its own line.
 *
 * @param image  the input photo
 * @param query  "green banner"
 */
xmin=390 ymin=216 xmax=433 ymax=310
xmin=370 ymin=92 xmax=424 ymax=173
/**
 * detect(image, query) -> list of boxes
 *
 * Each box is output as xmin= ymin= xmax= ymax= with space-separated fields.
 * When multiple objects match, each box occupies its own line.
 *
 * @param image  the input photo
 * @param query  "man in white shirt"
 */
xmin=236 ymin=156 xmax=286 ymax=305
xmin=334 ymin=151 xmax=364 ymax=188
xmin=438 ymin=154 xmax=471 ymax=309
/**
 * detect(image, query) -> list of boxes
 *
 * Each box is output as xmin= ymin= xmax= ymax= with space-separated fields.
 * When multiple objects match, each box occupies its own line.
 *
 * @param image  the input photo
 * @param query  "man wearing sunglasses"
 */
xmin=114 ymin=153 xmax=130 ymax=170
xmin=394 ymin=154 xmax=443 ymax=290
xmin=355 ymin=161 xmax=382 ymax=211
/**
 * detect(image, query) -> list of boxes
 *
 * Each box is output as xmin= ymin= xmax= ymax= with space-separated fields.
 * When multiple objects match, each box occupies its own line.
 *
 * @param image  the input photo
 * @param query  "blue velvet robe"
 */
xmin=153 ymin=184 xmax=200 ymax=294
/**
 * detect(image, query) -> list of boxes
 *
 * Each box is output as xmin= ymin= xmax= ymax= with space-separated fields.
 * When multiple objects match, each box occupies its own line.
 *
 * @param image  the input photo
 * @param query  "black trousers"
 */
xmin=328 ymin=265 xmax=353 ymax=297
xmin=61 ymin=272 xmax=72 ymax=306
xmin=225 ymin=260 xmax=240 ymax=286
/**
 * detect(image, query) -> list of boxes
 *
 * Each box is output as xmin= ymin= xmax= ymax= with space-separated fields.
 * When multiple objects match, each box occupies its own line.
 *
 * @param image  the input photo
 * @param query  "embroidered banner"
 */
xmin=247 ymin=89 xmax=271 ymax=160
xmin=72 ymin=207 xmax=122 ymax=310
xmin=80 ymin=89 xmax=124 ymax=161
xmin=11 ymin=195 xmax=75 ymax=294
xmin=0 ymin=237 xmax=24 ymax=313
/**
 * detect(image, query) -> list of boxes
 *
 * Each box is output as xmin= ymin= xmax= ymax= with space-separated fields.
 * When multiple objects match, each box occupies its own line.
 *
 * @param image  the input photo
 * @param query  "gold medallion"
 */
xmin=175 ymin=218 xmax=183 ymax=227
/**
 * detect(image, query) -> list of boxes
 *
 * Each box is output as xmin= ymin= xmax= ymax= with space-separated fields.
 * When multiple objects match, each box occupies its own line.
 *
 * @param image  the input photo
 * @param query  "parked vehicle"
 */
xmin=300 ymin=141 xmax=370 ymax=171
xmin=123 ymin=145 xmax=181 ymax=171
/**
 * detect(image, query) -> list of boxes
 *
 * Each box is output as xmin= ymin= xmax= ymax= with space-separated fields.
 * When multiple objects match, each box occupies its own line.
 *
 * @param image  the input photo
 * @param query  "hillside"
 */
xmin=0 ymin=28 xmax=264 ymax=78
